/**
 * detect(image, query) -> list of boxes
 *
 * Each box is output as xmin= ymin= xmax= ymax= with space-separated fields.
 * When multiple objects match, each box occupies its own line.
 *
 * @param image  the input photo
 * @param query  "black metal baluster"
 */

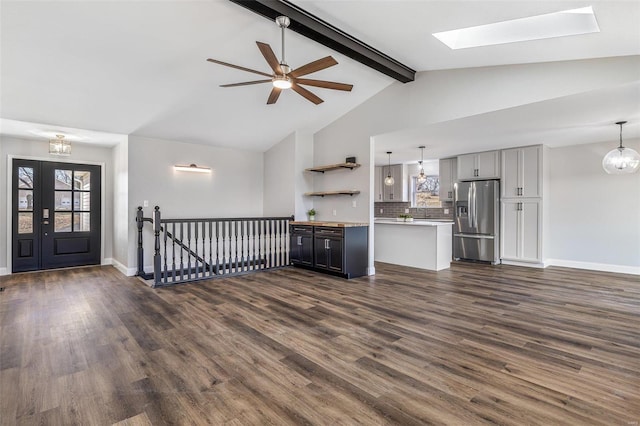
xmin=266 ymin=219 xmax=272 ymax=268
xmin=163 ymin=222 xmax=168 ymax=284
xmin=187 ymin=221 xmax=192 ymax=279
xmin=172 ymin=222 xmax=176 ymax=282
xmin=241 ymin=220 xmax=247 ymax=272
xmin=234 ymin=221 xmax=239 ymax=273
xmin=278 ymin=219 xmax=283 ymax=267
xmin=224 ymin=221 xmax=229 ymax=274
xmin=153 ymin=207 xmax=161 ymax=287
xmin=208 ymin=221 xmax=213 ymax=277
xmin=215 ymin=221 xmax=220 ymax=275
xmin=194 ymin=221 xmax=199 ymax=278
xmin=251 ymin=220 xmax=256 ymax=271
xmin=257 ymin=220 xmax=263 ymax=270
xmin=179 ymin=222 xmax=184 ymax=281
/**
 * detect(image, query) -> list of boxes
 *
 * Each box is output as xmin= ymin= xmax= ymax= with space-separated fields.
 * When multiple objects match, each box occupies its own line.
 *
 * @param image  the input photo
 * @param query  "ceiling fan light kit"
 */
xmin=206 ymin=15 xmax=353 ymax=105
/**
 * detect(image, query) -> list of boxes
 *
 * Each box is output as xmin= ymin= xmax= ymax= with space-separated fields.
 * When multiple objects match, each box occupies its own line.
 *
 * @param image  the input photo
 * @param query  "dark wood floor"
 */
xmin=1 ymin=262 xmax=639 ymax=425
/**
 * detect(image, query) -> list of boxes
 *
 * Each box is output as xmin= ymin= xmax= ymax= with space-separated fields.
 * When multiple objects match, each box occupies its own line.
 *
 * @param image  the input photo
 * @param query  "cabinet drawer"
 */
xmin=290 ymin=225 xmax=313 ymax=235
xmin=314 ymin=227 xmax=344 ymax=237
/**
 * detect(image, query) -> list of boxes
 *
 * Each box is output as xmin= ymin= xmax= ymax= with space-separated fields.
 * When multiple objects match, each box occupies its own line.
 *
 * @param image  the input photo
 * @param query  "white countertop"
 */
xmin=374 ymin=219 xmax=454 ymax=227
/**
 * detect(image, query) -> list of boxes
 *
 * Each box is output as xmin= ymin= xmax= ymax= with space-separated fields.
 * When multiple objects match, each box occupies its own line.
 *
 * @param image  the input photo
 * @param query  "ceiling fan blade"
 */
xmin=295 ymin=78 xmax=353 ymax=92
xmin=256 ymin=42 xmax=282 ymax=75
xmin=206 ymin=58 xmax=272 ymax=78
xmin=289 ymin=56 xmax=338 ymax=78
xmin=267 ymin=87 xmax=282 ymax=105
xmin=292 ymin=83 xmax=323 ymax=105
xmin=220 ymin=79 xmax=271 ymax=88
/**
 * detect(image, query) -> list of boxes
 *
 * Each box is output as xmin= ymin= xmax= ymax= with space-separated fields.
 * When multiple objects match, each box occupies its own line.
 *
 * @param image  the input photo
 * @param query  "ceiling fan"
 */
xmin=206 ymin=16 xmax=353 ymax=105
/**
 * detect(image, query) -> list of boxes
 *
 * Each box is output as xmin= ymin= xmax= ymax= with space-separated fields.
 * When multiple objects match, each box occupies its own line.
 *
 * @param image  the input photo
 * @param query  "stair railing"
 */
xmin=136 ymin=206 xmax=293 ymax=287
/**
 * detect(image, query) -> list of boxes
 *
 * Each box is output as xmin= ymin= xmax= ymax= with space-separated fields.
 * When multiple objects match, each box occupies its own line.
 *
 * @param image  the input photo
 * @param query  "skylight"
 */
xmin=433 ymin=6 xmax=600 ymax=49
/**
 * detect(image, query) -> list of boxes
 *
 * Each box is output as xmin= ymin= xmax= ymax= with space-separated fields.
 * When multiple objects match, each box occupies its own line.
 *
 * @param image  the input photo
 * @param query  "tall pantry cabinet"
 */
xmin=500 ymin=145 xmax=547 ymax=266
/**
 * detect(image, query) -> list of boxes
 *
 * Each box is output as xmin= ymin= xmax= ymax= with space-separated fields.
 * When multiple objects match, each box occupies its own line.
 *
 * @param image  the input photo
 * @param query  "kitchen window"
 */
xmin=411 ymin=175 xmax=441 ymax=208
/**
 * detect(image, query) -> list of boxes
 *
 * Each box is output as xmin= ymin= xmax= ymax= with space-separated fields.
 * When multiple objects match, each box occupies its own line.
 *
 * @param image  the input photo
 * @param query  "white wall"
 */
xmin=547 ymin=138 xmax=640 ymax=273
xmin=311 ymin=56 xmax=640 ymax=274
xmin=111 ymin=139 xmax=129 ymax=273
xmin=126 ymin=135 xmax=264 ymax=271
xmin=0 ymin=136 xmax=114 ymax=273
xmin=263 ymin=133 xmax=295 ymax=217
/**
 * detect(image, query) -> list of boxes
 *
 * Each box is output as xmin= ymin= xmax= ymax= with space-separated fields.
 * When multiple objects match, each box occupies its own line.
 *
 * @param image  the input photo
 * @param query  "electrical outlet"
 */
xmin=444 ymin=208 xmax=449 ymax=214
xmin=332 ymin=209 xmax=337 ymax=216
xmin=405 ymin=208 xmax=409 ymax=213
xmin=352 ymin=200 xmax=357 ymax=208
xmin=143 ymin=200 xmax=149 ymax=207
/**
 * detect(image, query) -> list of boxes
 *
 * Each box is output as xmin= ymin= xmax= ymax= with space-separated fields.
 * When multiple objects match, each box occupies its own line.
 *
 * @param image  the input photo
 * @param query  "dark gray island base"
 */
xmin=290 ymin=221 xmax=369 ymax=279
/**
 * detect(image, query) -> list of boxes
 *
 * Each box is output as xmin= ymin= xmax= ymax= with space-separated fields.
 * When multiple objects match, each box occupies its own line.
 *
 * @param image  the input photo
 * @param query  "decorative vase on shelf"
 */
xmin=309 ymin=215 xmax=315 ymax=221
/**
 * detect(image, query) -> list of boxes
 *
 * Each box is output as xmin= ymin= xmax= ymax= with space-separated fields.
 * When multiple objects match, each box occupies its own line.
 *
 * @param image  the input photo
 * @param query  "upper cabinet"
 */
xmin=457 ymin=150 xmax=500 ymax=180
xmin=376 ymin=164 xmax=408 ymax=202
xmin=439 ymin=157 xmax=457 ymax=201
xmin=374 ymin=166 xmax=383 ymax=202
xmin=501 ymin=146 xmax=542 ymax=198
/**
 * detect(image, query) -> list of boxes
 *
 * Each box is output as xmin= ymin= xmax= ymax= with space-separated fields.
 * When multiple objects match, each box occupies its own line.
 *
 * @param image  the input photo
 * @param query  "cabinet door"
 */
xmin=439 ymin=158 xmax=457 ymax=201
xmin=374 ymin=166 xmax=383 ymax=202
xmin=501 ymin=148 xmax=521 ymax=198
xmin=314 ymin=237 xmax=328 ymax=269
xmin=477 ymin=151 xmax=499 ymax=178
xmin=521 ymin=146 xmax=541 ymax=198
xmin=500 ymin=200 xmax=540 ymax=262
xmin=521 ymin=200 xmax=540 ymax=262
xmin=501 ymin=200 xmax=519 ymax=260
xmin=457 ymin=154 xmax=476 ymax=180
xmin=327 ymin=238 xmax=344 ymax=272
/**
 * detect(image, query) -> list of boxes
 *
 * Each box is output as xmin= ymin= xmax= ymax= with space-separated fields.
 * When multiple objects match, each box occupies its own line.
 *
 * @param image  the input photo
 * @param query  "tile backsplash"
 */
xmin=374 ymin=201 xmax=454 ymax=219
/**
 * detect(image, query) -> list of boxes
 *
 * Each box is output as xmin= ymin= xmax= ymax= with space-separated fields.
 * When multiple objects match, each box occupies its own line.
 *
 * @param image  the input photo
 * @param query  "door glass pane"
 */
xmin=18 ymin=213 xmax=33 ymax=234
xmin=18 ymin=167 xmax=34 ymax=189
xmin=18 ymin=190 xmax=34 ymax=211
xmin=74 ymin=192 xmax=90 ymax=211
xmin=74 ymin=171 xmax=91 ymax=190
xmin=73 ymin=213 xmax=90 ymax=232
xmin=54 ymin=212 xmax=72 ymax=232
xmin=55 ymin=191 xmax=73 ymax=210
xmin=55 ymin=170 xmax=73 ymax=189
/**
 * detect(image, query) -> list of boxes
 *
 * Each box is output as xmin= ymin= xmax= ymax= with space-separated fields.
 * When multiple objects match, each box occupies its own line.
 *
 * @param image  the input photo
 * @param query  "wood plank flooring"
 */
xmin=1 ymin=262 xmax=639 ymax=425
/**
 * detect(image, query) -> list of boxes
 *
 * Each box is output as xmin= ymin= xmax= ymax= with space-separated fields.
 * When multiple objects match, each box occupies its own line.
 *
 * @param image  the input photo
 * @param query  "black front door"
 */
xmin=12 ymin=159 xmax=101 ymax=272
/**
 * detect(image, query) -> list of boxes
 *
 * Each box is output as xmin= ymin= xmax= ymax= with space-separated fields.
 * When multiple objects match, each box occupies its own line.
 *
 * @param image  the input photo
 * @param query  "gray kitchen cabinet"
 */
xmin=289 ymin=225 xmax=314 ymax=267
xmin=501 ymin=145 xmax=542 ymax=198
xmin=501 ymin=199 xmax=541 ymax=263
xmin=439 ymin=157 xmax=457 ymax=201
xmin=382 ymin=164 xmax=408 ymax=202
xmin=458 ymin=150 xmax=500 ymax=180
xmin=290 ymin=224 xmax=368 ymax=279
xmin=374 ymin=166 xmax=383 ymax=202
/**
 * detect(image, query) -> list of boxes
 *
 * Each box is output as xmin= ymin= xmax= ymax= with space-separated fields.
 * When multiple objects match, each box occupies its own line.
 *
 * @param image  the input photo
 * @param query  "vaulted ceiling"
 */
xmin=1 ymin=1 xmax=639 ymax=155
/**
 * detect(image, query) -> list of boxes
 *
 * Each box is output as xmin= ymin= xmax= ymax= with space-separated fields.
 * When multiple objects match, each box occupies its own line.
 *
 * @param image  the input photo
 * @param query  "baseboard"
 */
xmin=546 ymin=259 xmax=640 ymax=275
xmin=111 ymin=259 xmax=136 ymax=276
xmin=501 ymin=260 xmax=547 ymax=269
xmin=367 ymin=266 xmax=376 ymax=275
xmin=0 ymin=267 xmax=7 ymax=276
xmin=102 ymin=257 xmax=113 ymax=266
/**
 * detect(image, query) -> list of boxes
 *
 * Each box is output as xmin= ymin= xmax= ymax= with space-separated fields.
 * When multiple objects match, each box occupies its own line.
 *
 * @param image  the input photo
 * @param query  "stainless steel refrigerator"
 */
xmin=453 ymin=180 xmax=500 ymax=264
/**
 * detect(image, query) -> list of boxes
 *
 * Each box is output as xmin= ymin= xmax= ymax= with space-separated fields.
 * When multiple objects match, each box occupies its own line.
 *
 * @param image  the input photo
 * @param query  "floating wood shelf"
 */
xmin=305 ymin=190 xmax=361 ymax=197
xmin=306 ymin=162 xmax=361 ymax=173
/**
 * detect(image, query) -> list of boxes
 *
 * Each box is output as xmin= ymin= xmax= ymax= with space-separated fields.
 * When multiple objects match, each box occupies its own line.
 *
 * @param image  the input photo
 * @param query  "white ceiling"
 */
xmin=1 ymin=1 xmax=639 ymax=156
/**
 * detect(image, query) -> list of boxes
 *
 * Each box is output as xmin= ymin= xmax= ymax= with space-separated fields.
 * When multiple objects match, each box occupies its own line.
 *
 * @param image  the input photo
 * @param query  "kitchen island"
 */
xmin=374 ymin=219 xmax=453 ymax=271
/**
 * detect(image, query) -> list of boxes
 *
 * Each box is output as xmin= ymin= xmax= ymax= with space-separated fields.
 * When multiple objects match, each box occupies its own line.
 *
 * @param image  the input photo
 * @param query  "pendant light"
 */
xmin=384 ymin=151 xmax=395 ymax=186
xmin=417 ymin=145 xmax=427 ymax=184
xmin=602 ymin=121 xmax=640 ymax=174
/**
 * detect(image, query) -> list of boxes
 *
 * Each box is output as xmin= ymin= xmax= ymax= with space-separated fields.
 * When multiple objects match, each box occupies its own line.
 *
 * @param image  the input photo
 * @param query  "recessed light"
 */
xmin=433 ymin=6 xmax=600 ymax=50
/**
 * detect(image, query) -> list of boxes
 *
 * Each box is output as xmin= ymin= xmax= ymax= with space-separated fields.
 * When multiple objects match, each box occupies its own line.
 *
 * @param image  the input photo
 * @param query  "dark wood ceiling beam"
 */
xmin=228 ymin=0 xmax=416 ymax=83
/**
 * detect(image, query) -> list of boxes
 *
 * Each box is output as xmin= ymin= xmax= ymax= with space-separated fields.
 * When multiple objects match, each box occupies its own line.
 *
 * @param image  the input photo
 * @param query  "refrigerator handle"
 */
xmin=467 ymin=184 xmax=473 ymax=228
xmin=474 ymin=183 xmax=478 ymax=228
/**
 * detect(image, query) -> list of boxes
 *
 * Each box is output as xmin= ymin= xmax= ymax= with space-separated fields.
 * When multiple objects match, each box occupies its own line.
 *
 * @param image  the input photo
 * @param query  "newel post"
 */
xmin=136 ymin=206 xmax=144 ymax=277
xmin=153 ymin=206 xmax=161 ymax=287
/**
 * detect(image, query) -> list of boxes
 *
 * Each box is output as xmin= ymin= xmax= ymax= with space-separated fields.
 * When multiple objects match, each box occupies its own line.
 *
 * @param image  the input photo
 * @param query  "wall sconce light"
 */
xmin=174 ymin=163 xmax=211 ymax=173
xmin=49 ymin=134 xmax=71 ymax=156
